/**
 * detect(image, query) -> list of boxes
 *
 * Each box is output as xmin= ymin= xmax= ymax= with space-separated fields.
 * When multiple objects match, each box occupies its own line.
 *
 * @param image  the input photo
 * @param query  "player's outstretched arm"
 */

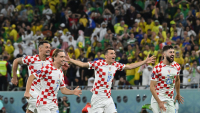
xmin=150 ymin=80 xmax=166 ymax=112
xmin=124 ymin=55 xmax=156 ymax=70
xmin=11 ymin=57 xmax=23 ymax=85
xmin=66 ymin=53 xmax=89 ymax=68
xmin=24 ymin=74 xmax=35 ymax=99
xmin=175 ymin=75 xmax=184 ymax=104
xmin=60 ymin=86 xmax=82 ymax=97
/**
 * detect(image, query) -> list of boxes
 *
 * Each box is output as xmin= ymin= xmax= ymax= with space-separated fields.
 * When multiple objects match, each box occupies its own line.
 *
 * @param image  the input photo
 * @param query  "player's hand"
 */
xmin=65 ymin=53 xmax=71 ymax=62
xmin=175 ymin=94 xmax=184 ymax=104
xmin=73 ymin=86 xmax=82 ymax=97
xmin=11 ymin=77 xmax=18 ymax=85
xmin=145 ymin=54 xmax=156 ymax=64
xmin=24 ymin=91 xmax=33 ymax=100
xmin=62 ymin=62 xmax=69 ymax=71
xmin=158 ymin=101 xmax=167 ymax=112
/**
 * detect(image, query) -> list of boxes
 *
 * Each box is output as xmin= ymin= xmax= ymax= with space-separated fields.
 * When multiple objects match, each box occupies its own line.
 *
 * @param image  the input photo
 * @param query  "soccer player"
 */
xmin=65 ymin=47 xmax=155 ymax=113
xmin=11 ymin=41 xmax=68 ymax=113
xmin=150 ymin=45 xmax=184 ymax=113
xmin=24 ymin=49 xmax=82 ymax=113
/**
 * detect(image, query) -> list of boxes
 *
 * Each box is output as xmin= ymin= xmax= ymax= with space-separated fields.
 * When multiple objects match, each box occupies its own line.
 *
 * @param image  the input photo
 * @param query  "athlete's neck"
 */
xmin=162 ymin=59 xmax=172 ymax=65
xmin=53 ymin=62 xmax=61 ymax=69
xmin=105 ymin=59 xmax=112 ymax=65
xmin=39 ymin=53 xmax=47 ymax=61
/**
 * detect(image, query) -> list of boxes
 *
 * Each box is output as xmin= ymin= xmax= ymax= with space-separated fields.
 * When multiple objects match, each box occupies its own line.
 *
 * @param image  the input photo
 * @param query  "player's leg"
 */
xmin=104 ymin=97 xmax=117 ymax=113
xmin=26 ymin=98 xmax=37 ymax=113
xmin=26 ymin=109 xmax=33 ymax=113
xmin=88 ymin=94 xmax=104 ymax=113
xmin=165 ymin=100 xmax=175 ymax=113
xmin=36 ymin=106 xmax=51 ymax=113
xmin=151 ymin=101 xmax=168 ymax=113
xmin=49 ymin=104 xmax=59 ymax=113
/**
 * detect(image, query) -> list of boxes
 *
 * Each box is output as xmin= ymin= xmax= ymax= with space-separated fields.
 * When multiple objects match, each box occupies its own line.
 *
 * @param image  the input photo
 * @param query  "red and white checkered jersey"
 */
xmin=151 ymin=61 xmax=180 ymax=101
xmin=32 ymin=63 xmax=65 ymax=106
xmin=88 ymin=60 xmax=125 ymax=98
xmin=22 ymin=55 xmax=53 ymax=93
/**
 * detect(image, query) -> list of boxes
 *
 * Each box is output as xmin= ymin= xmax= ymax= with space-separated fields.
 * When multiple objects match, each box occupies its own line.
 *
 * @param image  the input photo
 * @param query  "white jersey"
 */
xmin=151 ymin=61 xmax=180 ymax=102
xmin=22 ymin=55 xmax=53 ymax=94
xmin=88 ymin=60 xmax=125 ymax=98
xmin=33 ymin=63 xmax=65 ymax=107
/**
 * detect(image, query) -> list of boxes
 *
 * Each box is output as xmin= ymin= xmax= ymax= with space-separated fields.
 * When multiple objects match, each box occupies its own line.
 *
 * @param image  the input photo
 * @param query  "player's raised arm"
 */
xmin=60 ymin=86 xmax=82 ymax=97
xmin=66 ymin=53 xmax=89 ymax=68
xmin=11 ymin=57 xmax=23 ymax=85
xmin=124 ymin=55 xmax=156 ymax=70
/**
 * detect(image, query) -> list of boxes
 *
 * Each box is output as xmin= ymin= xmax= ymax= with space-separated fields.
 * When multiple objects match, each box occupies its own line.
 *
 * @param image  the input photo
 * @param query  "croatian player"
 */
xmin=12 ymin=41 xmax=68 ymax=113
xmin=66 ymin=47 xmax=155 ymax=113
xmin=24 ymin=49 xmax=82 ymax=113
xmin=150 ymin=45 xmax=184 ymax=113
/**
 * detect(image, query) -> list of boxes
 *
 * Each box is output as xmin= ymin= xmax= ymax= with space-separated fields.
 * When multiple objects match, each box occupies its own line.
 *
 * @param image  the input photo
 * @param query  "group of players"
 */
xmin=11 ymin=40 xmax=184 ymax=113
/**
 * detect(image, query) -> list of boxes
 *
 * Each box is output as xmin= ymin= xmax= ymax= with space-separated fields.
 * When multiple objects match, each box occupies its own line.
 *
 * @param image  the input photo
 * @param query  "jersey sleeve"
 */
xmin=88 ymin=60 xmax=100 ymax=70
xmin=32 ymin=64 xmax=52 ymax=79
xmin=151 ymin=66 xmax=159 ymax=81
xmin=115 ymin=62 xmax=125 ymax=71
xmin=22 ymin=55 xmax=35 ymax=65
xmin=60 ymin=74 xmax=66 ymax=88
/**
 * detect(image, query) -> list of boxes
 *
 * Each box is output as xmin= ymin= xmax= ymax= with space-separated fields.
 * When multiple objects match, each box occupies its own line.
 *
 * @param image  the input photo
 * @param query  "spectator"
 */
xmin=58 ymin=96 xmax=70 ymax=113
xmin=0 ymin=55 xmax=11 ymax=91
xmin=190 ymin=60 xmax=200 ymax=88
xmin=183 ymin=63 xmax=191 ymax=87
xmin=118 ymin=76 xmax=131 ymax=89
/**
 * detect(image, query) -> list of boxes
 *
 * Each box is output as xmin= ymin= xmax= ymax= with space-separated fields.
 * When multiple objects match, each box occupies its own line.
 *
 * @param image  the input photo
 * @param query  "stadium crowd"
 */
xmin=0 ymin=0 xmax=200 ymax=91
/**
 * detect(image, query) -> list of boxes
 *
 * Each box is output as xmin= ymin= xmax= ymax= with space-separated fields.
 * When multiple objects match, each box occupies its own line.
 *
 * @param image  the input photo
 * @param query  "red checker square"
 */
xmin=95 ymin=91 xmax=98 ymax=94
xmin=37 ymin=79 xmax=40 ymax=82
xmin=47 ymin=82 xmax=51 ymax=86
xmin=100 ymin=84 xmax=103 ymax=86
xmin=99 ymin=68 xmax=103 ymax=72
xmin=102 ymin=72 xmax=106 ymax=75
xmin=160 ymin=87 xmax=163 ymax=89
xmin=97 ymin=80 xmax=101 ymax=84
xmin=166 ymin=87 xmax=170 ymax=89
xmin=40 ymin=98 xmax=43 ymax=101
xmin=104 ymin=82 xmax=107 ymax=85
xmin=165 ymin=91 xmax=169 ymax=94
xmin=51 ymin=80 xmax=55 ymax=84
xmin=162 ymin=76 xmax=165 ymax=79
xmin=173 ymin=80 xmax=175 ymax=83
xmin=108 ymin=96 xmax=110 ymax=98
xmin=161 ymin=81 xmax=164 ymax=84
xmin=97 ymin=71 xmax=99 ymax=74
xmin=164 ymin=84 xmax=167 ymax=87
xmin=45 ymin=89 xmax=49 ymax=92
xmin=44 ymin=79 xmax=48 ymax=81
xmin=99 ymin=75 xmax=102 ymax=78
xmin=106 ymin=85 xmax=109 ymax=88
xmin=104 ymin=90 xmax=107 ymax=93
xmin=43 ymin=101 xmax=47 ymax=104
xmin=43 ymin=95 xmax=47 ymax=98
xmin=95 ymin=83 xmax=97 ymax=85
xmin=96 ymin=86 xmax=99 ymax=89
xmin=49 ymin=87 xmax=53 ymax=90
xmin=158 ymin=78 xmax=162 ymax=81
xmin=41 ymin=91 xmax=44 ymax=95
xmin=157 ymin=83 xmax=160 ymax=86
xmin=48 ymin=76 xmax=52 ymax=79
xmin=47 ymin=93 xmax=51 ymax=96
xmin=170 ymin=91 xmax=173 ymax=94
xmin=157 ymin=93 xmax=159 ymax=95
xmin=101 ymin=78 xmax=105 ymax=81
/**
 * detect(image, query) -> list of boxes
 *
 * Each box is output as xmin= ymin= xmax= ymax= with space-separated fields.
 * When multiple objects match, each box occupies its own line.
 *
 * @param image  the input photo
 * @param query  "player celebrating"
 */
xmin=150 ymin=45 xmax=184 ymax=113
xmin=66 ymin=47 xmax=155 ymax=113
xmin=12 ymin=41 xmax=69 ymax=113
xmin=24 ymin=49 xmax=81 ymax=113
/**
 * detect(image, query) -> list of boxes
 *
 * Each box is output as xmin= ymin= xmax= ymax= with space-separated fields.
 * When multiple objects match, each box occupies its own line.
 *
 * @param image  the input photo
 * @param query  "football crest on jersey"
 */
xmin=166 ymin=70 xmax=172 ymax=84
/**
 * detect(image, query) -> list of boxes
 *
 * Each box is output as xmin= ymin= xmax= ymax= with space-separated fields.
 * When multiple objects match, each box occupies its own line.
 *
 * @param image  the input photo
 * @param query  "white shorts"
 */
xmin=36 ymin=102 xmax=58 ymax=113
xmin=151 ymin=100 xmax=175 ymax=113
xmin=88 ymin=94 xmax=117 ymax=113
xmin=26 ymin=90 xmax=39 ymax=112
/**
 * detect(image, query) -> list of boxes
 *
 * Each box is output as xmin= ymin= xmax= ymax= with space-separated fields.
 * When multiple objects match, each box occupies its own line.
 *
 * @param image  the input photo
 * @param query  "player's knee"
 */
xmin=26 ymin=110 xmax=33 ymax=113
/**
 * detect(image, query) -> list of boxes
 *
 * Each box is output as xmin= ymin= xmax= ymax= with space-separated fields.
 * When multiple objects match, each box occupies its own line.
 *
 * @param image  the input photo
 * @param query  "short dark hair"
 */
xmin=38 ymin=40 xmax=50 ymax=47
xmin=52 ymin=49 xmax=64 ymax=61
xmin=162 ymin=45 xmax=174 ymax=52
xmin=104 ymin=47 xmax=114 ymax=54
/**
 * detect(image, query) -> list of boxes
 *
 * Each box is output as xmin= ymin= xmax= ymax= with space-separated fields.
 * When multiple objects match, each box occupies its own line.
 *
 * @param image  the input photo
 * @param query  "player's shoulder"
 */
xmin=23 ymin=54 xmax=38 ymax=59
xmin=46 ymin=56 xmax=53 ymax=62
xmin=172 ymin=61 xmax=181 ymax=71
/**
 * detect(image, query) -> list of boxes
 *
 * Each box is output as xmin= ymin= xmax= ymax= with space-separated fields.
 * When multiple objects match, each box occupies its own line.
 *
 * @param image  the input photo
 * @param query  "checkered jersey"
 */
xmin=33 ymin=63 xmax=65 ymax=106
xmin=151 ymin=61 xmax=180 ymax=101
xmin=22 ymin=55 xmax=53 ymax=93
xmin=88 ymin=60 xmax=125 ymax=98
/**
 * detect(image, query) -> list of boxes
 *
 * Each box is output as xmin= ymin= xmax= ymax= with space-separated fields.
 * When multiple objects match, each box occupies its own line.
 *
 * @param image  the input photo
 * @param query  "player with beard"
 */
xmin=11 ymin=41 xmax=68 ymax=113
xmin=24 ymin=49 xmax=82 ymax=113
xmin=150 ymin=45 xmax=184 ymax=113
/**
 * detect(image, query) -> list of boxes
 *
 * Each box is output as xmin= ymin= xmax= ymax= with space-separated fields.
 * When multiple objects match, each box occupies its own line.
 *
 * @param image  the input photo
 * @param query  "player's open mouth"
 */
xmin=112 ymin=57 xmax=115 ymax=60
xmin=170 ymin=56 xmax=174 ymax=59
